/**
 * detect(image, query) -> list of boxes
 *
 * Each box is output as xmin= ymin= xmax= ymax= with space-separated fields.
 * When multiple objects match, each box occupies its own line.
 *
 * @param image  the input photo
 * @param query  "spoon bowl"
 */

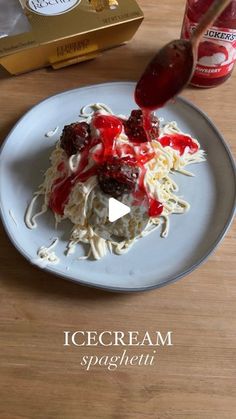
xmin=135 ymin=39 xmax=195 ymax=110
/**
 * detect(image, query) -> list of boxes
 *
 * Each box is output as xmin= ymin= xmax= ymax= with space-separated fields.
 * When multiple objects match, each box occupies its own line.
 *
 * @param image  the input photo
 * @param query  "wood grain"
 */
xmin=0 ymin=1 xmax=236 ymax=418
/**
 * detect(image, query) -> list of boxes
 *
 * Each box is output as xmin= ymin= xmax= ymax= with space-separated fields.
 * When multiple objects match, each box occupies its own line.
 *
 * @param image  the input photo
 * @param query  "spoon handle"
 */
xmin=191 ymin=0 xmax=232 ymax=47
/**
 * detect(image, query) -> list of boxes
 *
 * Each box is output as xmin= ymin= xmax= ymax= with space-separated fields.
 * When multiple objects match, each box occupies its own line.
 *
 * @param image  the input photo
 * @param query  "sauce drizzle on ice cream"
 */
xmin=49 ymin=110 xmax=199 ymax=217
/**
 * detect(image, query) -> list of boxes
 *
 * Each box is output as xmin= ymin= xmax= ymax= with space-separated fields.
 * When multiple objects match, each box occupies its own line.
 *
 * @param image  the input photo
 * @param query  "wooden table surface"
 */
xmin=0 ymin=1 xmax=236 ymax=418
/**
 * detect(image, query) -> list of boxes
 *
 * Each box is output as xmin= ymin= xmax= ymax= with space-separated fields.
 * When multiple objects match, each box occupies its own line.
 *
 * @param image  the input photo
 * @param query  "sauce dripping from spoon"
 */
xmin=135 ymin=0 xmax=231 ymax=114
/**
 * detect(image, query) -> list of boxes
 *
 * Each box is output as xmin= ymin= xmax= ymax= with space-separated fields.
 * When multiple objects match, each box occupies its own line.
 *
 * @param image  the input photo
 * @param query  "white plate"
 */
xmin=0 ymin=82 xmax=235 ymax=292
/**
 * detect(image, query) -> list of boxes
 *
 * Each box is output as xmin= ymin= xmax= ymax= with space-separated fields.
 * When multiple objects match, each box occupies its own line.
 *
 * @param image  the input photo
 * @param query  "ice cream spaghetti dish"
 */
xmin=25 ymin=104 xmax=205 ymax=260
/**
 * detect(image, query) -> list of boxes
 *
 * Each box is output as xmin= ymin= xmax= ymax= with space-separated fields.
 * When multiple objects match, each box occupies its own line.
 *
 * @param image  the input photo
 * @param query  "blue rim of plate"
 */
xmin=0 ymin=81 xmax=235 ymax=293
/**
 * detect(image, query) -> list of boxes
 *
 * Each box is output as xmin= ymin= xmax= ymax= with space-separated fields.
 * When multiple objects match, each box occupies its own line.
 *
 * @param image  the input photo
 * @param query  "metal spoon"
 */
xmin=135 ymin=0 xmax=232 ymax=110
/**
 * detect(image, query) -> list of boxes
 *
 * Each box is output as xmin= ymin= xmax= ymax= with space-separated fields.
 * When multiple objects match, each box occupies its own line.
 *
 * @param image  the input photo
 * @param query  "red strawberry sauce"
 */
xmin=49 ymin=112 xmax=198 ymax=217
xmin=159 ymin=133 xmax=198 ymax=155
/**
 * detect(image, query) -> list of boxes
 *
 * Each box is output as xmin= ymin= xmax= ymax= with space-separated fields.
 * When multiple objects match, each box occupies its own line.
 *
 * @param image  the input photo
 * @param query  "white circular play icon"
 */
xmin=108 ymin=198 xmax=131 ymax=223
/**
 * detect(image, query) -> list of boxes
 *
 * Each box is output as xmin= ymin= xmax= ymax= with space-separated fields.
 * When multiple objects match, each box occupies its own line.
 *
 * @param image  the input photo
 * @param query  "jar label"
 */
xmin=182 ymin=15 xmax=236 ymax=78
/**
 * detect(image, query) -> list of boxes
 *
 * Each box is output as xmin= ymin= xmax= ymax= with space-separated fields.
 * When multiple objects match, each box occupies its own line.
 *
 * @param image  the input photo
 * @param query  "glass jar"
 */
xmin=181 ymin=0 xmax=236 ymax=87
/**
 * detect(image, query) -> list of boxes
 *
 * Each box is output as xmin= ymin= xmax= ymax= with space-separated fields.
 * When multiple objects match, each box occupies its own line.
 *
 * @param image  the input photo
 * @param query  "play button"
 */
xmin=108 ymin=198 xmax=130 ymax=222
xmin=86 ymin=187 xmax=149 ymax=242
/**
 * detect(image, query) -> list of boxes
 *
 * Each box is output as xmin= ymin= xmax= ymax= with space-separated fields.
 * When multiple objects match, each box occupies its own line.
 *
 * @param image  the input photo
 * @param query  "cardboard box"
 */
xmin=0 ymin=0 xmax=143 ymax=75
